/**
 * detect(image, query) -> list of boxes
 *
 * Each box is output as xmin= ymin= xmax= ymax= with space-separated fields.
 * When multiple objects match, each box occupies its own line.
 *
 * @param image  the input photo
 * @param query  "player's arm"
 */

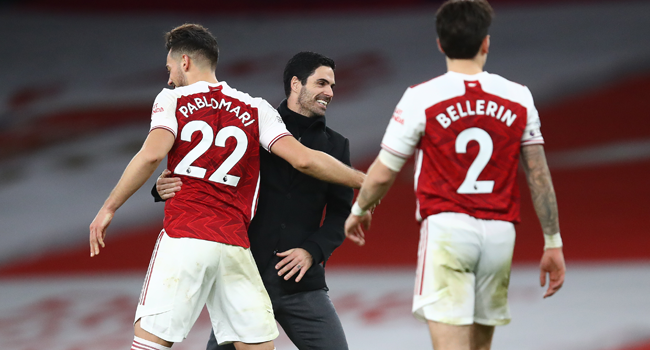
xmin=520 ymin=144 xmax=565 ymax=298
xmin=89 ymin=129 xmax=175 ymax=257
xmin=356 ymin=156 xmax=398 ymax=213
xmin=270 ymin=136 xmax=365 ymax=189
xmin=521 ymin=145 xmax=559 ymax=236
xmin=344 ymin=87 xmax=422 ymax=245
xmin=344 ymin=151 xmax=401 ymax=246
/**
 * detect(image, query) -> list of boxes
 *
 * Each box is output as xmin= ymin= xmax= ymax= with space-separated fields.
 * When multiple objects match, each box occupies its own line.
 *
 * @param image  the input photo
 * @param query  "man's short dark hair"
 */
xmin=165 ymin=23 xmax=219 ymax=71
xmin=436 ymin=0 xmax=494 ymax=59
xmin=283 ymin=52 xmax=336 ymax=97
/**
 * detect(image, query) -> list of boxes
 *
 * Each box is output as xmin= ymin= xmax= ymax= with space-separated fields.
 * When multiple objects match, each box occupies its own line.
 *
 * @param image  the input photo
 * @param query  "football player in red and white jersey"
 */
xmin=344 ymin=1 xmax=565 ymax=349
xmin=89 ymin=24 xmax=364 ymax=350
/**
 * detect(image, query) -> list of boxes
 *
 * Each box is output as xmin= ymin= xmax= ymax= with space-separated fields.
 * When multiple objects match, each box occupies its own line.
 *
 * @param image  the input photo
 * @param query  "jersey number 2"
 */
xmin=455 ymin=127 xmax=494 ymax=194
xmin=174 ymin=120 xmax=248 ymax=187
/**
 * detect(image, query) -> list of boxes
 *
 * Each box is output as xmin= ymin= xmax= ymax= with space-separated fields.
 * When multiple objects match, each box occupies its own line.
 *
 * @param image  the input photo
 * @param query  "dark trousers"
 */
xmin=206 ymin=258 xmax=349 ymax=350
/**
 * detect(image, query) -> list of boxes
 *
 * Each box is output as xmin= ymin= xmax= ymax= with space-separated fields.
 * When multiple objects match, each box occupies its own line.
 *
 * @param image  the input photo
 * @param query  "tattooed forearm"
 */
xmin=521 ymin=145 xmax=560 ymax=236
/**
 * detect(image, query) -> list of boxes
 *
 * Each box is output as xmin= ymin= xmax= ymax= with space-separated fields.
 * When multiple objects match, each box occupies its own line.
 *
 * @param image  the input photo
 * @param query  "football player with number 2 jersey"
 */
xmin=344 ymin=1 xmax=565 ymax=350
xmin=89 ymin=24 xmax=363 ymax=350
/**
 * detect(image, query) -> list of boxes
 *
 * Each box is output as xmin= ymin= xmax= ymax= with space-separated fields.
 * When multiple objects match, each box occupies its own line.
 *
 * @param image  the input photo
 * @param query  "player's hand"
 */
xmin=539 ymin=247 xmax=565 ymax=298
xmin=276 ymin=248 xmax=313 ymax=282
xmin=157 ymin=169 xmax=182 ymax=200
xmin=344 ymin=211 xmax=372 ymax=246
xmin=89 ymin=207 xmax=114 ymax=257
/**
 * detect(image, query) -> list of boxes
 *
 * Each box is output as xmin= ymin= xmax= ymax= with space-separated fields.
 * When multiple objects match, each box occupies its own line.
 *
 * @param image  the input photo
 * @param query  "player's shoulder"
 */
xmin=153 ymin=83 xmax=208 ymax=107
xmin=219 ymin=82 xmax=275 ymax=111
xmin=482 ymin=72 xmax=528 ymax=90
xmin=409 ymin=74 xmax=446 ymax=89
xmin=155 ymin=87 xmax=178 ymax=101
xmin=480 ymin=72 xmax=535 ymax=103
xmin=410 ymin=72 xmax=488 ymax=95
xmin=399 ymin=73 xmax=466 ymax=109
xmin=405 ymin=74 xmax=457 ymax=95
xmin=163 ymin=81 xmax=211 ymax=97
xmin=412 ymin=71 xmax=532 ymax=96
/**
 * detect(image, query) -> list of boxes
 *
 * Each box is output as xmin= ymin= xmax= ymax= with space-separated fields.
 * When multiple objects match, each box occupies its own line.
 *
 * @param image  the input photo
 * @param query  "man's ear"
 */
xmin=481 ymin=35 xmax=490 ymax=55
xmin=181 ymin=54 xmax=191 ymax=72
xmin=291 ymin=76 xmax=302 ymax=94
xmin=437 ymin=38 xmax=445 ymax=54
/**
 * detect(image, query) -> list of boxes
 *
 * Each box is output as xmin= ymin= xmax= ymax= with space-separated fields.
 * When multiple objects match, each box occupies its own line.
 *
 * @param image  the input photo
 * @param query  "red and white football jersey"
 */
xmin=381 ymin=71 xmax=544 ymax=223
xmin=150 ymin=81 xmax=291 ymax=248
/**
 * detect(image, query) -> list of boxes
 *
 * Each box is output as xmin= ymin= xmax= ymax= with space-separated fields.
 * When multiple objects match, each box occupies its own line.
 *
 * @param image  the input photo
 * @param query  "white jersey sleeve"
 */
xmin=380 ymin=88 xmax=426 ymax=159
xmin=257 ymin=100 xmax=291 ymax=151
xmin=520 ymin=86 xmax=544 ymax=145
xmin=150 ymin=89 xmax=179 ymax=137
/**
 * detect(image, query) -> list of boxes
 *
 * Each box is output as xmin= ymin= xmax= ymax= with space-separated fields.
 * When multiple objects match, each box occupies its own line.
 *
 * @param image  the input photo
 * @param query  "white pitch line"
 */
xmin=546 ymin=139 xmax=650 ymax=169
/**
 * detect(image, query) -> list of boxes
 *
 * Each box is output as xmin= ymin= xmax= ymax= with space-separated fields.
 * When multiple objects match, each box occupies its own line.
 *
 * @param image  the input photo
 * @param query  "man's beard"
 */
xmin=297 ymin=88 xmax=326 ymax=118
xmin=173 ymin=72 xmax=188 ymax=88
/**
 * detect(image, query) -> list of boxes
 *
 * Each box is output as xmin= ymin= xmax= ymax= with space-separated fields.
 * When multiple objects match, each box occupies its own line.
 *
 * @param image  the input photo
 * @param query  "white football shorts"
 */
xmin=135 ymin=230 xmax=278 ymax=344
xmin=413 ymin=212 xmax=515 ymax=326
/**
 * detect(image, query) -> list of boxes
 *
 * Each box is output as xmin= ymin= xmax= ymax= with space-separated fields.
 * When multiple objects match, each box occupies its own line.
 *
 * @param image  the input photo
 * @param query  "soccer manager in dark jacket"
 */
xmin=154 ymin=52 xmax=357 ymax=350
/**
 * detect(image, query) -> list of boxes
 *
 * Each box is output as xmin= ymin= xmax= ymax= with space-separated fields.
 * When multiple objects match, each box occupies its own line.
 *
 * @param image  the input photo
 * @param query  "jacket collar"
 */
xmin=277 ymin=99 xmax=326 ymax=131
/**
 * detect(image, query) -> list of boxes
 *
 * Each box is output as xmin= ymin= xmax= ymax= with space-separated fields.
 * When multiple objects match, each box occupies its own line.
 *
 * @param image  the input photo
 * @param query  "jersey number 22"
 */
xmin=174 ymin=120 xmax=248 ymax=187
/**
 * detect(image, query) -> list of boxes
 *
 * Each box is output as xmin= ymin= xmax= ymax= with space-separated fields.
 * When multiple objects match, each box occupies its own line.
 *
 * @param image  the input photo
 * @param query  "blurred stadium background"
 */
xmin=0 ymin=0 xmax=649 ymax=349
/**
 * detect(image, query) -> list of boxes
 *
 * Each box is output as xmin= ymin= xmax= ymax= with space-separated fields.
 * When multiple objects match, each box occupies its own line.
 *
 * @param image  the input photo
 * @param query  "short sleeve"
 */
xmin=520 ymin=87 xmax=544 ymax=145
xmin=150 ymin=89 xmax=179 ymax=137
xmin=380 ymin=88 xmax=426 ymax=159
xmin=257 ymin=100 xmax=291 ymax=151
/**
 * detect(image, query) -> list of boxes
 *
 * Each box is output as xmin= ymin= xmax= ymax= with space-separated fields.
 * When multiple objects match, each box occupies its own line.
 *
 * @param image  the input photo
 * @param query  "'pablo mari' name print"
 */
xmin=178 ymin=97 xmax=256 ymax=127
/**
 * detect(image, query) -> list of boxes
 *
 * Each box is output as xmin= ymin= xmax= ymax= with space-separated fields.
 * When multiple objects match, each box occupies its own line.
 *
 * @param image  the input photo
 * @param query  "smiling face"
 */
xmin=295 ymin=65 xmax=335 ymax=118
xmin=166 ymin=51 xmax=188 ymax=88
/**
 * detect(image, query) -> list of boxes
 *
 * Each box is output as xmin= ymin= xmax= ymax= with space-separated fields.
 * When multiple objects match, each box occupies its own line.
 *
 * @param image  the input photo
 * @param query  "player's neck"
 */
xmin=187 ymin=71 xmax=219 ymax=85
xmin=445 ymin=56 xmax=485 ymax=75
